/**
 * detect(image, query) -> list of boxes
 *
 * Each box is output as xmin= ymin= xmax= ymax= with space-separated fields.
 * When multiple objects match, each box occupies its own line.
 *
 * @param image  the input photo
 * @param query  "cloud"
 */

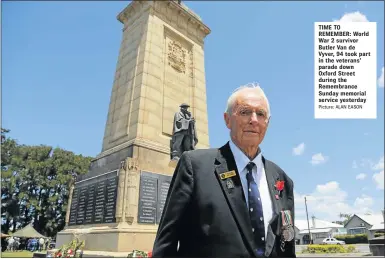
xmin=378 ymin=67 xmax=384 ymax=88
xmin=359 ymin=158 xmax=373 ymax=168
xmin=372 ymin=156 xmax=384 ymax=171
xmin=294 ymin=181 xmax=349 ymax=221
xmin=334 ymin=11 xmax=369 ymax=22
xmin=373 ymin=171 xmax=384 ymax=190
xmin=293 ymin=143 xmax=305 ymax=156
xmin=352 ymin=160 xmax=358 ymax=169
xmin=316 ymin=181 xmax=341 ymax=194
xmin=294 ymin=181 xmax=377 ymax=222
xmin=310 ymin=153 xmax=328 ymax=165
xmin=356 ymin=173 xmax=366 ymax=180
xmin=354 ymin=194 xmax=374 ymax=208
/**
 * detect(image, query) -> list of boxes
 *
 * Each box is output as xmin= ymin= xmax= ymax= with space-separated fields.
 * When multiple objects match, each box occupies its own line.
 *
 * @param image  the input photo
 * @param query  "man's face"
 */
xmin=224 ymin=89 xmax=269 ymax=150
xmin=181 ymin=106 xmax=188 ymax=113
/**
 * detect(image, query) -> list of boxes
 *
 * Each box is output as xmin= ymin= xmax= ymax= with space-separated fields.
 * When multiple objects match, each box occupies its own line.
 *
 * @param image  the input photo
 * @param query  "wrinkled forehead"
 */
xmin=234 ymin=91 xmax=268 ymax=112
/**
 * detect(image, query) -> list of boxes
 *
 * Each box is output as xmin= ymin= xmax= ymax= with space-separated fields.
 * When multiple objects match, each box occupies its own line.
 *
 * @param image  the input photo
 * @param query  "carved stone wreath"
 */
xmin=168 ymin=40 xmax=186 ymax=73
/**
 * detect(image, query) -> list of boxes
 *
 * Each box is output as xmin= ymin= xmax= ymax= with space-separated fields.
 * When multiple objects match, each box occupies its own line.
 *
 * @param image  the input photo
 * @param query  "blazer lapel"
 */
xmin=214 ymin=143 xmax=257 ymax=257
xmin=263 ymin=157 xmax=283 ymax=257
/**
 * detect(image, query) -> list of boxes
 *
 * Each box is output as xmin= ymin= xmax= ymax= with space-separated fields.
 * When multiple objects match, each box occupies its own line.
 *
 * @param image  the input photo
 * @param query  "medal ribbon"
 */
xmin=281 ymin=210 xmax=293 ymax=227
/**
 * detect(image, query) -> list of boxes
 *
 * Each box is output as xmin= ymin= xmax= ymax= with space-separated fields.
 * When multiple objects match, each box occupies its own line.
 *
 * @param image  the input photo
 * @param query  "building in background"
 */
xmin=344 ymin=212 xmax=384 ymax=240
xmin=295 ymin=216 xmax=346 ymax=245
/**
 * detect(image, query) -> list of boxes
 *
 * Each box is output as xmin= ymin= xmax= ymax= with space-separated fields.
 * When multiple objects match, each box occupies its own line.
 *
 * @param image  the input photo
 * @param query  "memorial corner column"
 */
xmin=114 ymin=157 xmax=140 ymax=227
xmin=125 ymin=157 xmax=140 ymax=225
xmin=115 ymin=159 xmax=129 ymax=226
xmin=65 ymin=184 xmax=75 ymax=227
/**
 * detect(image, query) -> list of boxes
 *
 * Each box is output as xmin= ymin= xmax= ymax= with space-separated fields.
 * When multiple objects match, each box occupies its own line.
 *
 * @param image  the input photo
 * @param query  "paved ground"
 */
xmin=355 ymin=244 xmax=371 ymax=253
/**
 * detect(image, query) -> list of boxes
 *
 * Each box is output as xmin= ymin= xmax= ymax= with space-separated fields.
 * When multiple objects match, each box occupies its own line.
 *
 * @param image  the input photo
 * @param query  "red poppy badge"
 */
xmin=274 ymin=180 xmax=285 ymax=199
xmin=275 ymin=180 xmax=285 ymax=191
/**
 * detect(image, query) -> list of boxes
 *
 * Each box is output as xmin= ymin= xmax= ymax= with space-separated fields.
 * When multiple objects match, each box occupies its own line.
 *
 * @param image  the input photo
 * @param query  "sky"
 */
xmin=2 ymin=1 xmax=384 ymax=222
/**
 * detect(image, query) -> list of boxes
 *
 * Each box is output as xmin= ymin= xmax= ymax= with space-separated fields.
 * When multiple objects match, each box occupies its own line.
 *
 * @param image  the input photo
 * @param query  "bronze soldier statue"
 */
xmin=171 ymin=103 xmax=198 ymax=160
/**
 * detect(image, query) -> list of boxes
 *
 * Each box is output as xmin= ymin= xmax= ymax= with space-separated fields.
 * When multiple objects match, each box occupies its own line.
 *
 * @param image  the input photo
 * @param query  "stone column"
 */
xmin=125 ymin=157 xmax=139 ymax=225
xmin=65 ymin=185 xmax=75 ymax=227
xmin=115 ymin=160 xmax=128 ymax=226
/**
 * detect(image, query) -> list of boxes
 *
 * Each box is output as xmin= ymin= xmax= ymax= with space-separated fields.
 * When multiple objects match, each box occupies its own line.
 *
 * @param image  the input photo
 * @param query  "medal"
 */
xmin=280 ymin=210 xmax=294 ymax=251
xmin=282 ymin=224 xmax=294 ymax=241
xmin=226 ymin=179 xmax=234 ymax=189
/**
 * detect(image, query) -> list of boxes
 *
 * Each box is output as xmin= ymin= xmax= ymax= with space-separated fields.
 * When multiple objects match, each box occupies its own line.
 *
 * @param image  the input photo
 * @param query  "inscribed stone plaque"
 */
xmin=84 ymin=184 xmax=96 ymax=224
xmin=138 ymin=171 xmax=172 ymax=224
xmin=68 ymin=170 xmax=118 ymax=226
xmin=76 ymin=186 xmax=88 ymax=225
xmin=68 ymin=188 xmax=79 ymax=226
xmin=94 ymin=180 xmax=107 ymax=224
xmin=156 ymin=175 xmax=172 ymax=224
xmin=138 ymin=175 xmax=158 ymax=224
xmin=104 ymin=177 xmax=118 ymax=223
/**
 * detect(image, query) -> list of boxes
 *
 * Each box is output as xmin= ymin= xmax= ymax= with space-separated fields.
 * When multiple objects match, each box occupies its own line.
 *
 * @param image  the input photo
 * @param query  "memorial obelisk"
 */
xmin=56 ymin=0 xmax=210 ymax=253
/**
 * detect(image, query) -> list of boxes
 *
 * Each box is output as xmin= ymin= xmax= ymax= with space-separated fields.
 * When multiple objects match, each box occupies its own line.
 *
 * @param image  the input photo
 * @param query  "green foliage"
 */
xmin=334 ymin=234 xmax=368 ymax=244
xmin=302 ymin=244 xmax=356 ymax=254
xmin=332 ymin=213 xmax=352 ymax=226
xmin=374 ymin=232 xmax=385 ymax=237
xmin=1 ymin=128 xmax=93 ymax=237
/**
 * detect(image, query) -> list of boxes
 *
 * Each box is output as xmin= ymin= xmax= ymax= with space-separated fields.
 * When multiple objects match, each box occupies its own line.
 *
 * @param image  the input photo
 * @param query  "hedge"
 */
xmin=374 ymin=233 xmax=385 ymax=237
xmin=334 ymin=234 xmax=368 ymax=244
xmin=302 ymin=244 xmax=356 ymax=254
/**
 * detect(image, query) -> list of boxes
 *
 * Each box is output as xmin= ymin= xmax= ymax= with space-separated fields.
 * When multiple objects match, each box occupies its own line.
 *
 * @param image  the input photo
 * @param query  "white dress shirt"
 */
xmin=229 ymin=140 xmax=273 ymax=238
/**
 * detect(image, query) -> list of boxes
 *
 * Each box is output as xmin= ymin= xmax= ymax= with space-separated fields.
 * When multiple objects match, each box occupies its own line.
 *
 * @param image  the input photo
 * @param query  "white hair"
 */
xmin=225 ymin=82 xmax=271 ymax=118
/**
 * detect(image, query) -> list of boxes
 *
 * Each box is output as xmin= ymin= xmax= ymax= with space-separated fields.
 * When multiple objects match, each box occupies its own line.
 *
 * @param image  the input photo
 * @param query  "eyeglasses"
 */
xmin=236 ymin=108 xmax=269 ymax=123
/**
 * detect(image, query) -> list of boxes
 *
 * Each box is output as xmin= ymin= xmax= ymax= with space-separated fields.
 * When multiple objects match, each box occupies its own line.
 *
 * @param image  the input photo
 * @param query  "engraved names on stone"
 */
xmin=76 ymin=186 xmax=88 ymax=225
xmin=138 ymin=176 xmax=157 ymax=223
xmin=68 ymin=170 xmax=118 ymax=226
xmin=68 ymin=188 xmax=79 ymax=225
xmin=156 ymin=178 xmax=171 ymax=224
xmin=84 ymin=184 xmax=96 ymax=224
xmin=138 ymin=171 xmax=172 ymax=224
xmin=93 ymin=180 xmax=106 ymax=224
xmin=104 ymin=177 xmax=118 ymax=223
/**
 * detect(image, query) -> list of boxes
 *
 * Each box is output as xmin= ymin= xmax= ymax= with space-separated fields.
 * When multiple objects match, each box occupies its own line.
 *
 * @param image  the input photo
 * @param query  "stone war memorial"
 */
xmin=55 ymin=0 xmax=210 ymax=253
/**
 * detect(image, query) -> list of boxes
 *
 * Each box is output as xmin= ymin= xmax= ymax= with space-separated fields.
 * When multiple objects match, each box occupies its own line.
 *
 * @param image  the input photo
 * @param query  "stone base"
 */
xmin=168 ymin=159 xmax=178 ymax=168
xmin=56 ymin=225 xmax=157 ymax=252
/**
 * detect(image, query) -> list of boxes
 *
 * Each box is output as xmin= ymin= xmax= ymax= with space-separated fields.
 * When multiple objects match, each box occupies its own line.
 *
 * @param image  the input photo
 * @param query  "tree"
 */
xmin=1 ymin=129 xmax=93 ymax=237
xmin=1 ymin=128 xmax=20 ymax=234
xmin=333 ymin=213 xmax=352 ymax=226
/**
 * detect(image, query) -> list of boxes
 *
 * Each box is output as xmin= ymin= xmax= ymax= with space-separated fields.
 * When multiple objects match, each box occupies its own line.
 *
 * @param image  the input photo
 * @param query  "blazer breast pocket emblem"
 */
xmin=220 ymin=170 xmax=236 ymax=180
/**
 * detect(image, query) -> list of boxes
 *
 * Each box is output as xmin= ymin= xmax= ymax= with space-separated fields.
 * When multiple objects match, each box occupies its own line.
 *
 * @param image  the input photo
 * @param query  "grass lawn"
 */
xmin=1 ymin=250 xmax=42 ymax=258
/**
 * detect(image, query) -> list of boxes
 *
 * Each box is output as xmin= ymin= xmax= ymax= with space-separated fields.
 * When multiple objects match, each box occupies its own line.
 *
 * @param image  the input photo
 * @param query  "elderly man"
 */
xmin=152 ymin=83 xmax=295 ymax=258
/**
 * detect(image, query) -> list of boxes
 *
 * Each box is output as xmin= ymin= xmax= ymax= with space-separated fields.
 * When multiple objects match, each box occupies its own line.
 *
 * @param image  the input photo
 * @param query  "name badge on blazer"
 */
xmin=220 ymin=170 xmax=236 ymax=180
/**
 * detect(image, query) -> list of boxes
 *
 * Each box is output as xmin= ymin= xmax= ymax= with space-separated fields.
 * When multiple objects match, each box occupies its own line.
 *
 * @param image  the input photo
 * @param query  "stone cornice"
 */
xmin=153 ymin=1 xmax=211 ymax=42
xmin=95 ymin=137 xmax=170 ymax=161
xmin=167 ymin=1 xmax=211 ymax=37
xmin=117 ymin=1 xmax=210 ymax=40
xmin=117 ymin=1 xmax=152 ymax=26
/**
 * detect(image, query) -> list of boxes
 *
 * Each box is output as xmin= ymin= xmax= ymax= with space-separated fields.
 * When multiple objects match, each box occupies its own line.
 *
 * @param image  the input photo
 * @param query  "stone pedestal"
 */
xmin=56 ymin=0 xmax=210 ymax=253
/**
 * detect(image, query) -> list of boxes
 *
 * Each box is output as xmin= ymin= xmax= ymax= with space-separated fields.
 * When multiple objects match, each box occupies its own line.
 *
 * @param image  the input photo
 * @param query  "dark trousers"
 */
xmin=171 ymin=132 xmax=193 ymax=159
